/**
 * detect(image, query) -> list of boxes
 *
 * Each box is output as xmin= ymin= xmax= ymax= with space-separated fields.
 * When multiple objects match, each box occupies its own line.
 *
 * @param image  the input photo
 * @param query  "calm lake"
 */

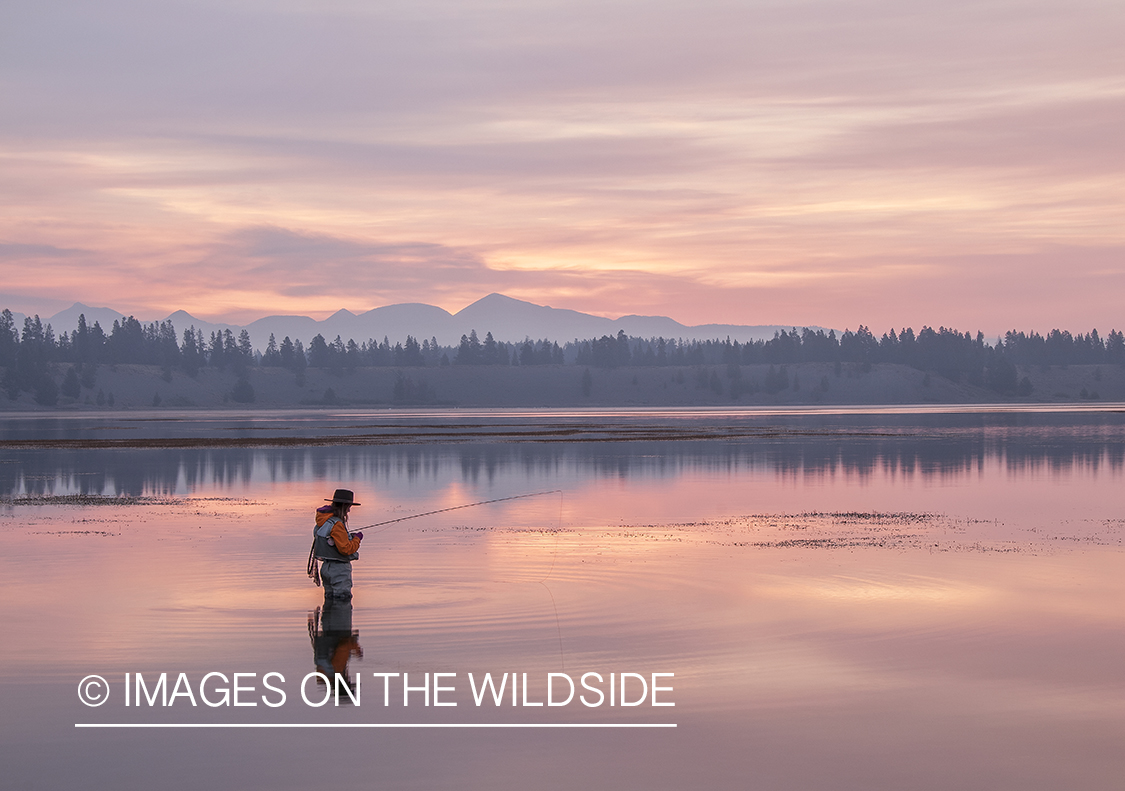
xmin=2 ymin=406 xmax=1123 ymax=790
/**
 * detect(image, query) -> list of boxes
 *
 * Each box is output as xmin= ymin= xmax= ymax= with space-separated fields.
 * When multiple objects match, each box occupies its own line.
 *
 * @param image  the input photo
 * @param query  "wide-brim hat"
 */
xmin=325 ymin=488 xmax=361 ymax=506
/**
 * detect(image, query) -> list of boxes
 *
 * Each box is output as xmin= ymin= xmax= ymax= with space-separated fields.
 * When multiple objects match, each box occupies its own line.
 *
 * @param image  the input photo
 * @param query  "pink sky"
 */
xmin=2 ymin=0 xmax=1123 ymax=333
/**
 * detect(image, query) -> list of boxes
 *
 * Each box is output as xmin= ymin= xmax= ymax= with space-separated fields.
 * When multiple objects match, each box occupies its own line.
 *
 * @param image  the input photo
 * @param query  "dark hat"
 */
xmin=325 ymin=488 xmax=361 ymax=506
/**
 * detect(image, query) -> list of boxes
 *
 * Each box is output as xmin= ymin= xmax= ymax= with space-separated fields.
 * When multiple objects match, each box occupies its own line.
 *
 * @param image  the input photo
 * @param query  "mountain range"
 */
xmin=11 ymin=294 xmax=825 ymax=349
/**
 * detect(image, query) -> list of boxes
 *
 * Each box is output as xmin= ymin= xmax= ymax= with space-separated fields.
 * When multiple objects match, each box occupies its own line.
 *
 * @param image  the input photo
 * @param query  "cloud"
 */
xmin=1 ymin=0 xmax=1123 ymax=329
xmin=0 ymin=242 xmax=87 ymax=258
xmin=218 ymin=226 xmax=491 ymax=297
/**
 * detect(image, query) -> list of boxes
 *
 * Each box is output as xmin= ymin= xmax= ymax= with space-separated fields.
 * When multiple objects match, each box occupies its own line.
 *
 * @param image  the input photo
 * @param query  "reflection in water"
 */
xmin=3 ymin=422 xmax=1124 ymax=497
xmin=308 ymin=602 xmax=362 ymax=705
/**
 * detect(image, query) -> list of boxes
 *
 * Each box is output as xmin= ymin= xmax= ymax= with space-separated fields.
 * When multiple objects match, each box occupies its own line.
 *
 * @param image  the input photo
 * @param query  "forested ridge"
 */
xmin=2 ymin=307 xmax=1122 ymax=406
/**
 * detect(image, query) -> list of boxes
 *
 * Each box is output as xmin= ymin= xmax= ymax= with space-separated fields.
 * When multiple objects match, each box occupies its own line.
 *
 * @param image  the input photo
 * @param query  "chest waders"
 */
xmin=306 ymin=515 xmax=358 ymax=587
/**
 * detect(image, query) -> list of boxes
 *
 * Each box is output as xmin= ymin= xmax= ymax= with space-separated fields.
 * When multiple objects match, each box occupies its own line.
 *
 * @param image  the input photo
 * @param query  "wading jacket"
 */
xmin=313 ymin=507 xmax=361 ymax=563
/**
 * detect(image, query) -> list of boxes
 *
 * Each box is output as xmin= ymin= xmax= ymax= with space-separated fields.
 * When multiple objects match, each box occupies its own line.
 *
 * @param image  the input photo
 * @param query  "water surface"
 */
xmin=1 ymin=406 xmax=1123 ymax=790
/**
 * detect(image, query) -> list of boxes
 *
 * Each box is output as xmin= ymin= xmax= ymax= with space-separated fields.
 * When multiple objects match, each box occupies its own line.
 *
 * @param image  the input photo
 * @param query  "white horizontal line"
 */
xmin=76 ymin=722 xmax=676 ymax=729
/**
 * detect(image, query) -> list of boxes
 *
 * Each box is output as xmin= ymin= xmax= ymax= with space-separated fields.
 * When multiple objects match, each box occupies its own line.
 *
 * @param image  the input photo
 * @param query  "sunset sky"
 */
xmin=2 ymin=0 xmax=1122 ymax=332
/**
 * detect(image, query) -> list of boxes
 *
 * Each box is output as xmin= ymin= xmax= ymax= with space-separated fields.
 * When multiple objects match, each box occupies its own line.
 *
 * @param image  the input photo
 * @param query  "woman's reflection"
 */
xmin=307 ymin=601 xmax=363 ymax=704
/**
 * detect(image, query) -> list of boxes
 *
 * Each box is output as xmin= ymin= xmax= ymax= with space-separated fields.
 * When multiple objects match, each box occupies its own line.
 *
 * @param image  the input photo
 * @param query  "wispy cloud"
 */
xmin=0 ymin=243 xmax=87 ymax=258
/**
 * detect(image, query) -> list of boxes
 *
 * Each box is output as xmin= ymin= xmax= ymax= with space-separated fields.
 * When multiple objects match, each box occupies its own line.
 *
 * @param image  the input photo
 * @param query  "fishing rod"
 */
xmin=353 ymin=489 xmax=563 ymax=535
xmin=307 ymin=489 xmax=561 ymax=586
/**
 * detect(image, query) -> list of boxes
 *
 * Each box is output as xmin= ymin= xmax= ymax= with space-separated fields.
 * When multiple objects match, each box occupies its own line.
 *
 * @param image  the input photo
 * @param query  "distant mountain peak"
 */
xmin=45 ymin=302 xmax=127 ymax=333
xmin=458 ymin=293 xmax=535 ymax=313
xmin=35 ymin=292 xmax=825 ymax=349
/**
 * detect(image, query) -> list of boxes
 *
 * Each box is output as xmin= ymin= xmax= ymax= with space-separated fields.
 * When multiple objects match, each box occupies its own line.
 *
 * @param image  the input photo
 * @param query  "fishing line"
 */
xmin=536 ymin=489 xmax=565 ymax=584
xmin=356 ymin=489 xmax=562 ymax=536
xmin=535 ymin=489 xmax=566 ymax=670
xmin=331 ymin=487 xmax=570 ymax=669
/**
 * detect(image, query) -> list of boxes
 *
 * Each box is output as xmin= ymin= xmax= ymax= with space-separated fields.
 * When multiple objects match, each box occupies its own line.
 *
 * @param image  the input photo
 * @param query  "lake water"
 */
xmin=2 ymin=406 xmax=1123 ymax=790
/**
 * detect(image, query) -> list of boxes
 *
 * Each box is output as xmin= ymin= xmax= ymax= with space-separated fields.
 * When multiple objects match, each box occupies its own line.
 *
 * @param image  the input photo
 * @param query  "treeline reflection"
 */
xmin=4 ymin=431 xmax=1124 ymax=497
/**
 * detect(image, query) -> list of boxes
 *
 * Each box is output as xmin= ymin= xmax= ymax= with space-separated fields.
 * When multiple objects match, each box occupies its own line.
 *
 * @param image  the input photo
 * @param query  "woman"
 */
xmin=310 ymin=488 xmax=364 ymax=600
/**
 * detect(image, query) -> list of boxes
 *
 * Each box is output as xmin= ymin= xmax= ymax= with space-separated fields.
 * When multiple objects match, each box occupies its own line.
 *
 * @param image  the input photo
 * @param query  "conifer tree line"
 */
xmin=576 ymin=326 xmax=1125 ymax=380
xmin=2 ymin=308 xmax=1122 ymax=405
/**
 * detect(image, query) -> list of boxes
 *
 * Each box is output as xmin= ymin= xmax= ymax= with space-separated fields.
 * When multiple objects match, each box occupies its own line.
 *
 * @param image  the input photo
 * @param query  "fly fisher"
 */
xmin=307 ymin=488 xmax=365 ymax=601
